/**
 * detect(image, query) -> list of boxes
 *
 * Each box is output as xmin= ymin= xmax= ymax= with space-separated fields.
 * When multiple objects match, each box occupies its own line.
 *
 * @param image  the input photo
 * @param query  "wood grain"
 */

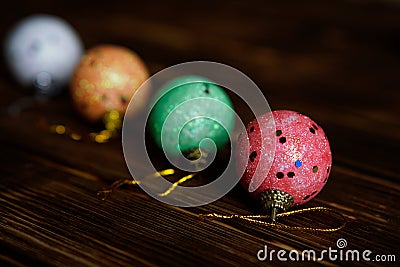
xmin=0 ymin=0 xmax=399 ymax=266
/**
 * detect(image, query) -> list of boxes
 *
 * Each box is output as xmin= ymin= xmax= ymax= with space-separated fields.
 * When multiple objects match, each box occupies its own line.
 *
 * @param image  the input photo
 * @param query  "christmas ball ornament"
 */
xmin=3 ymin=14 xmax=84 ymax=96
xmin=70 ymin=44 xmax=149 ymax=124
xmin=147 ymin=76 xmax=235 ymax=158
xmin=236 ymin=110 xmax=332 ymax=220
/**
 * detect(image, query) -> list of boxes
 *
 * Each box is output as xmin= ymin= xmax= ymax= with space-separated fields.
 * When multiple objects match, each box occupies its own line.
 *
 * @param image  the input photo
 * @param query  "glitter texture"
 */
xmin=70 ymin=44 xmax=149 ymax=123
xmin=148 ymin=76 xmax=234 ymax=156
xmin=236 ymin=110 xmax=332 ymax=206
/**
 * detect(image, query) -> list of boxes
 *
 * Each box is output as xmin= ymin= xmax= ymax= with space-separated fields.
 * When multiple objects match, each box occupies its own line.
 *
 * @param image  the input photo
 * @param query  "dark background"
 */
xmin=0 ymin=0 xmax=399 ymax=266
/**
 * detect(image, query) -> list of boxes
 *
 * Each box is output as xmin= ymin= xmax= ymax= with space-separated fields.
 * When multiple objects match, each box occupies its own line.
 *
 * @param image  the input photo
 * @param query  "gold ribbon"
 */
xmin=200 ymin=207 xmax=346 ymax=232
xmin=50 ymin=110 xmax=121 ymax=143
xmin=97 ymin=169 xmax=199 ymax=200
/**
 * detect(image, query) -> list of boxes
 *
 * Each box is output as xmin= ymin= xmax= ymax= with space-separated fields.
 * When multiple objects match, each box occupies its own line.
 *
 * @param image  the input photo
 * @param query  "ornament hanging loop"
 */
xmin=199 ymin=206 xmax=346 ymax=232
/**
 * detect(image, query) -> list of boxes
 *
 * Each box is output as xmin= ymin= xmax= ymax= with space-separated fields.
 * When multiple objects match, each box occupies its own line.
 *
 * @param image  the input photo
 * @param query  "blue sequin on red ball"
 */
xmin=295 ymin=159 xmax=302 ymax=168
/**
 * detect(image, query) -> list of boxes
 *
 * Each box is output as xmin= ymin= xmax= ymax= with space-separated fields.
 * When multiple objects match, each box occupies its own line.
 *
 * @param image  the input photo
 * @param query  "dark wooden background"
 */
xmin=0 ymin=0 xmax=399 ymax=266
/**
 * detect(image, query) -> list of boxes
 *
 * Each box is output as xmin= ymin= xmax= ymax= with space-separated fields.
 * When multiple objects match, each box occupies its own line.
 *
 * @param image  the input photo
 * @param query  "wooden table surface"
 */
xmin=0 ymin=1 xmax=399 ymax=266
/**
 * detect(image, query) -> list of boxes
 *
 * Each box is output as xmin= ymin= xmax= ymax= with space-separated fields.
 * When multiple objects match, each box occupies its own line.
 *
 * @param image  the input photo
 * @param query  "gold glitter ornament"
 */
xmin=70 ymin=44 xmax=149 ymax=142
xmin=51 ymin=44 xmax=149 ymax=143
xmin=70 ymin=44 xmax=149 ymax=124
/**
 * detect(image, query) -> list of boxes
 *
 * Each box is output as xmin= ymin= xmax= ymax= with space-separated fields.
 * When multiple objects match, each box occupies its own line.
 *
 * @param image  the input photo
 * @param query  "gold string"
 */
xmin=97 ymin=169 xmax=178 ymax=200
xmin=49 ymin=110 xmax=122 ymax=143
xmin=97 ymin=178 xmax=139 ymax=200
xmin=50 ymin=124 xmax=83 ymax=141
xmin=50 ymin=123 xmax=117 ymax=143
xmin=149 ymin=169 xmax=175 ymax=177
xmin=199 ymin=207 xmax=346 ymax=232
xmin=89 ymin=129 xmax=115 ymax=143
xmin=90 ymin=110 xmax=122 ymax=143
xmin=158 ymin=173 xmax=198 ymax=197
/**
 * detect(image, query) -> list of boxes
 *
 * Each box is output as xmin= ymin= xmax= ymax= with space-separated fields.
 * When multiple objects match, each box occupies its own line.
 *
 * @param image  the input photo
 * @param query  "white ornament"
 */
xmin=4 ymin=14 xmax=84 ymax=96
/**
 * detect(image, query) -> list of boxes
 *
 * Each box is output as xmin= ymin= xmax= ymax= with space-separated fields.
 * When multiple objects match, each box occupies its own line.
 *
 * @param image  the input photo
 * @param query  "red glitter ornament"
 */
xmin=235 ymin=110 xmax=332 ymax=220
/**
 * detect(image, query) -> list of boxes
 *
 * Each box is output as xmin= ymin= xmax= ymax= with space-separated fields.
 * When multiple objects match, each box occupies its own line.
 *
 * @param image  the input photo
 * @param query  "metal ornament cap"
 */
xmin=259 ymin=189 xmax=294 ymax=211
xmin=259 ymin=189 xmax=294 ymax=222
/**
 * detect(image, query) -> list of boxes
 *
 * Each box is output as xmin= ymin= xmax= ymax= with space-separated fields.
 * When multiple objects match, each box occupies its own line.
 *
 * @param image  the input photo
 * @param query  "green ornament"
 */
xmin=148 ymin=76 xmax=234 ymax=157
